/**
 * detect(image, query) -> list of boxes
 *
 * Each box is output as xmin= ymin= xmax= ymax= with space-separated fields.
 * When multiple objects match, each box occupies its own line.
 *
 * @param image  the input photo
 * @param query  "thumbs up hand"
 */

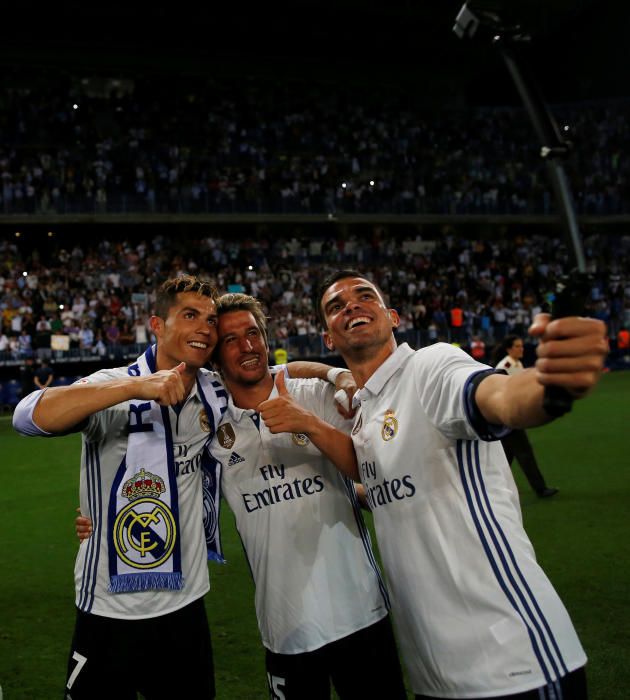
xmin=274 ymin=370 xmax=289 ymax=396
xmin=136 ymin=361 xmax=187 ymax=405
xmin=257 ymin=371 xmax=315 ymax=434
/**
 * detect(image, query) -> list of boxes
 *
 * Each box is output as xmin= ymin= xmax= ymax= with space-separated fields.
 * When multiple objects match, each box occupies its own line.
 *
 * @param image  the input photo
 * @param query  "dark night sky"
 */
xmin=2 ymin=1 xmax=628 ymax=105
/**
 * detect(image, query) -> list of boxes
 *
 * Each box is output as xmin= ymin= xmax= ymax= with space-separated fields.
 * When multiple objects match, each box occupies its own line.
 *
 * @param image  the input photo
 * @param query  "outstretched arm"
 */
xmin=476 ymin=314 xmax=607 ymax=429
xmin=258 ymin=373 xmax=360 ymax=480
xmin=16 ymin=363 xmax=188 ymax=434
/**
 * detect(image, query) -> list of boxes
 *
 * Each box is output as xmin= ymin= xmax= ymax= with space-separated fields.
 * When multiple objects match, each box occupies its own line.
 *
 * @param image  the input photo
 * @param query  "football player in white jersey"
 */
xmin=314 ymin=270 xmax=607 ymax=700
xmin=14 ymin=275 xmax=224 ymax=699
xmin=210 ymin=292 xmax=406 ymax=699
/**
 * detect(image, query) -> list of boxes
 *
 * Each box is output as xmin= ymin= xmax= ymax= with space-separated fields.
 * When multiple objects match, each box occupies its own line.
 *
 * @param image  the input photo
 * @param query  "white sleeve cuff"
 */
xmin=326 ymin=367 xmax=350 ymax=384
xmin=12 ymin=390 xmax=54 ymax=437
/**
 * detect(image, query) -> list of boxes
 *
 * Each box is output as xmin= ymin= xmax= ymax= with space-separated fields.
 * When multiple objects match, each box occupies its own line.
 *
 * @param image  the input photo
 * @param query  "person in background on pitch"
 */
xmin=78 ymin=292 xmax=407 ymax=700
xmin=34 ymin=358 xmax=54 ymax=391
xmin=314 ymin=269 xmax=607 ymax=700
xmin=492 ymin=335 xmax=558 ymax=498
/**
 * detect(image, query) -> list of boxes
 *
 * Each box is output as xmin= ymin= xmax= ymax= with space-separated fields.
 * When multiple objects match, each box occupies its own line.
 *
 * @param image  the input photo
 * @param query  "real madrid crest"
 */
xmin=199 ymin=409 xmax=211 ymax=433
xmin=381 ymin=409 xmax=398 ymax=442
xmin=291 ymin=432 xmax=310 ymax=446
xmin=217 ymin=423 xmax=236 ymax=449
xmin=113 ymin=469 xmax=177 ymax=569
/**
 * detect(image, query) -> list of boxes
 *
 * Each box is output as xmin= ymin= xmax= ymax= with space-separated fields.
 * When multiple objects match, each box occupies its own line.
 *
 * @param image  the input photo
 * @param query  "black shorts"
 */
xmin=265 ymin=614 xmax=407 ymax=700
xmin=415 ymin=666 xmax=587 ymax=700
xmin=64 ymin=598 xmax=215 ymax=700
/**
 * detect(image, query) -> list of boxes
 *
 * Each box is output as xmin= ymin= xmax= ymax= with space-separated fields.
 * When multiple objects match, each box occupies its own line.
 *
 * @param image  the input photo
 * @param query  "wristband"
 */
xmin=326 ymin=367 xmax=350 ymax=384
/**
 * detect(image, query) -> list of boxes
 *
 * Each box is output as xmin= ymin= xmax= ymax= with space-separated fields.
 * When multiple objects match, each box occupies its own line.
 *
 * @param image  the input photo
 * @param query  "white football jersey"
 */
xmin=213 ymin=377 xmax=389 ymax=654
xmin=351 ymin=342 xmax=586 ymax=697
xmin=496 ymin=355 xmax=525 ymax=375
xmin=15 ymin=365 xmax=228 ymax=620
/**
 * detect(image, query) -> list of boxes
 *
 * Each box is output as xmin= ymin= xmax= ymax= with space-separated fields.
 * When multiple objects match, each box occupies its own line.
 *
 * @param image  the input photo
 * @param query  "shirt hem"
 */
xmin=409 ymin=655 xmax=587 ymax=698
xmin=76 ymin=586 xmax=210 ymax=620
xmin=262 ymin=608 xmax=388 ymax=655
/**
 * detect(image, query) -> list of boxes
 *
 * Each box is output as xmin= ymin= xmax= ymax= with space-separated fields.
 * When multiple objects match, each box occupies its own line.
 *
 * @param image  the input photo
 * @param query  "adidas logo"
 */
xmin=227 ymin=452 xmax=245 ymax=466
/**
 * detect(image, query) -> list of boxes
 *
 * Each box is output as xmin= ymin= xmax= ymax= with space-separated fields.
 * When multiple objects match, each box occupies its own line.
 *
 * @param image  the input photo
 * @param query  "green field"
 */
xmin=1 ymin=372 xmax=629 ymax=699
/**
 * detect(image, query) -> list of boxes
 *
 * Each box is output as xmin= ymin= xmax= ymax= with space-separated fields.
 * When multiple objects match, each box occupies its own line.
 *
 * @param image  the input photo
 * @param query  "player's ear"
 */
xmin=323 ymin=331 xmax=335 ymax=351
xmin=388 ymin=309 xmax=400 ymax=330
xmin=150 ymin=315 xmax=164 ymax=337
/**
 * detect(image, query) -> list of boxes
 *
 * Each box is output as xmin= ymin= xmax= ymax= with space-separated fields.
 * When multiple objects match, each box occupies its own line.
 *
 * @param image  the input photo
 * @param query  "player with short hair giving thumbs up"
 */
xmin=210 ymin=292 xmax=407 ymax=700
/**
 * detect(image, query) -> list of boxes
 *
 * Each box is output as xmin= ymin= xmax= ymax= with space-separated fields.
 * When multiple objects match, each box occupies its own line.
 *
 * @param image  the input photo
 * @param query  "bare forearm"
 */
xmin=302 ymin=415 xmax=360 ymax=480
xmin=32 ymin=364 xmax=187 ymax=433
xmin=33 ymin=380 xmax=140 ymax=432
xmin=476 ymin=370 xmax=551 ymax=429
xmin=286 ymin=361 xmax=336 ymax=381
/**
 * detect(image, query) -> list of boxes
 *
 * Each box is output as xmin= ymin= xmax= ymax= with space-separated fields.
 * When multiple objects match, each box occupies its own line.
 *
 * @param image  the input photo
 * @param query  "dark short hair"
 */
xmin=154 ymin=275 xmax=218 ymax=319
xmin=316 ymin=269 xmax=386 ymax=328
xmin=491 ymin=334 xmax=522 ymax=367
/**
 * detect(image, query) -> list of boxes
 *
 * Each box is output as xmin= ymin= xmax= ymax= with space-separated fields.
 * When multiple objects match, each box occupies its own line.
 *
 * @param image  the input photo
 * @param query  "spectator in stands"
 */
xmin=469 ymin=335 xmax=486 ymax=362
xmin=79 ymin=323 xmax=95 ymax=352
xmin=17 ymin=328 xmax=33 ymax=357
xmin=19 ymin=356 xmax=36 ymax=398
xmin=34 ymin=314 xmax=52 ymax=351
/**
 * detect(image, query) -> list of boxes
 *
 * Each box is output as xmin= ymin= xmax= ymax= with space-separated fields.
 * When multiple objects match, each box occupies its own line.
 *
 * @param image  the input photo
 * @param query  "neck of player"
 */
xmin=343 ymin=336 xmax=398 ymax=388
xmin=225 ymin=372 xmax=274 ymax=410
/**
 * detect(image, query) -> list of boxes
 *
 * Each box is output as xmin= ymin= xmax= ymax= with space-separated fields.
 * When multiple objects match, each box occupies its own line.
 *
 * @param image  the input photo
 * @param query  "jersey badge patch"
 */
xmin=227 ymin=451 xmax=245 ymax=466
xmin=381 ymin=409 xmax=398 ymax=442
xmin=217 ymin=423 xmax=236 ymax=449
xmin=199 ymin=409 xmax=212 ymax=434
xmin=291 ymin=433 xmax=310 ymax=446
xmin=291 ymin=433 xmax=310 ymax=447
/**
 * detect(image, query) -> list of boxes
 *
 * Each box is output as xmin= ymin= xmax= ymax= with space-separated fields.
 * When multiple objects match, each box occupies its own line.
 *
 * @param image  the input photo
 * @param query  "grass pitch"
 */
xmin=0 ymin=371 xmax=628 ymax=699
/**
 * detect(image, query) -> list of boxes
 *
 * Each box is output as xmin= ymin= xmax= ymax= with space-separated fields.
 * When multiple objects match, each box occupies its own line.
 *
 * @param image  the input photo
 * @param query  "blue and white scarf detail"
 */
xmin=108 ymin=345 xmax=226 ymax=594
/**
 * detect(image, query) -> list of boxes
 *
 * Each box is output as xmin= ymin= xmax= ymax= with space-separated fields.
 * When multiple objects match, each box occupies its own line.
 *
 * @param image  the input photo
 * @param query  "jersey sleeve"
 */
xmin=12 ymin=390 xmax=53 ymax=436
xmin=73 ymin=368 xmax=132 ymax=440
xmin=413 ymin=343 xmax=509 ymax=442
xmin=11 ymin=367 xmax=125 ymax=438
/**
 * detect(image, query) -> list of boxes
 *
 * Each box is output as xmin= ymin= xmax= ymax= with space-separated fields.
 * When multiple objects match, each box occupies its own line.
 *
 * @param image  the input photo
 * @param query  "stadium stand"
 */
xmin=0 ymin=68 xmax=629 ymax=217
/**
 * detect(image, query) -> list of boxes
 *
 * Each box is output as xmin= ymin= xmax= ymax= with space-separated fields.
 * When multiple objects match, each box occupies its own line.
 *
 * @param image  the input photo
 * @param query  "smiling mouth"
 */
xmin=188 ymin=341 xmax=209 ymax=349
xmin=240 ymin=356 xmax=260 ymax=368
xmin=346 ymin=316 xmax=371 ymax=330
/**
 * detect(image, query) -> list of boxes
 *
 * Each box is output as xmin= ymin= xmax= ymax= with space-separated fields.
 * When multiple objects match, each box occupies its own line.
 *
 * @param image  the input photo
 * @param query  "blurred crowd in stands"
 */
xmin=1 ymin=227 xmax=629 ymax=366
xmin=1 ymin=70 xmax=629 ymax=216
